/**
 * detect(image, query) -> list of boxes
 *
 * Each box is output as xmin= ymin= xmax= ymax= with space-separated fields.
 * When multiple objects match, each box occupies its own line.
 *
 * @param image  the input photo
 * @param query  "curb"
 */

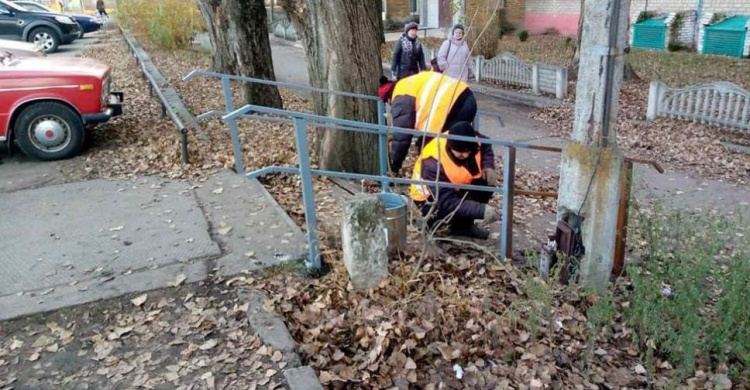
xmin=238 ymin=289 xmax=324 ymax=390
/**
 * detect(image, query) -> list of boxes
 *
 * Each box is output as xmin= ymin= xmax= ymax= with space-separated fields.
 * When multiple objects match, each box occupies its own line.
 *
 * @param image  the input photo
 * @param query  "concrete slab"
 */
xmin=193 ymin=171 xmax=307 ymax=277
xmin=0 ymin=177 xmax=221 ymax=320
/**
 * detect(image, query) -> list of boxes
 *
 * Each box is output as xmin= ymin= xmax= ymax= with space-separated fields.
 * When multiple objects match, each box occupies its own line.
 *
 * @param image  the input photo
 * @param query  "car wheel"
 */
xmin=29 ymin=27 xmax=60 ymax=53
xmin=14 ymin=102 xmax=85 ymax=161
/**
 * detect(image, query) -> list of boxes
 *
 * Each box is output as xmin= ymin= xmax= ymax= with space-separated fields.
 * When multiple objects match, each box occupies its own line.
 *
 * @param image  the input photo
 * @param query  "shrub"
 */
xmin=518 ymin=30 xmax=529 ymax=42
xmin=625 ymin=203 xmax=749 ymax=378
xmin=118 ymin=0 xmax=205 ymax=49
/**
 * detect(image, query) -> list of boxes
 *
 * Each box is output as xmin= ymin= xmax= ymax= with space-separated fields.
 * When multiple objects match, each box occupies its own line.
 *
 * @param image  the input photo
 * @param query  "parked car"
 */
xmin=0 ymin=54 xmax=123 ymax=160
xmin=0 ymin=38 xmax=44 ymax=59
xmin=0 ymin=0 xmax=80 ymax=53
xmin=13 ymin=1 xmax=101 ymax=39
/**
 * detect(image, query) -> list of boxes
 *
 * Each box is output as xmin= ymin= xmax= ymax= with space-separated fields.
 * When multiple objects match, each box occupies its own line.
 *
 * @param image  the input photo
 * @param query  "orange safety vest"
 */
xmin=392 ymin=72 xmax=469 ymax=134
xmin=410 ymin=138 xmax=483 ymax=202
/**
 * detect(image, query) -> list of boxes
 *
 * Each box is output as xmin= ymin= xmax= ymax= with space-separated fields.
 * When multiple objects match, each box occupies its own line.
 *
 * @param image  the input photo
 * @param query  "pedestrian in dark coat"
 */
xmin=391 ymin=22 xmax=426 ymax=80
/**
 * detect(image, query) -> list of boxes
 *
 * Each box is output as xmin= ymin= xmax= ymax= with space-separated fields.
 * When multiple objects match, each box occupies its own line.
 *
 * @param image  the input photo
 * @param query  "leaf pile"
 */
xmin=242 ymin=249 xmax=735 ymax=389
xmin=0 ymin=285 xmax=288 ymax=389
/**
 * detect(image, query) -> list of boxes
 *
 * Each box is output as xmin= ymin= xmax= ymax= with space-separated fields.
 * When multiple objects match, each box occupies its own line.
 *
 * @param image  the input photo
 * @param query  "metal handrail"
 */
xmin=218 ymin=105 xmax=557 ymax=271
xmin=121 ymin=27 xmax=189 ymax=163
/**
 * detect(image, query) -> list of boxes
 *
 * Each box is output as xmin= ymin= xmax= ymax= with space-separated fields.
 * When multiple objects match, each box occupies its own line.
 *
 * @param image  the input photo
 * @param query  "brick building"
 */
xmin=523 ymin=0 xmax=750 ymax=38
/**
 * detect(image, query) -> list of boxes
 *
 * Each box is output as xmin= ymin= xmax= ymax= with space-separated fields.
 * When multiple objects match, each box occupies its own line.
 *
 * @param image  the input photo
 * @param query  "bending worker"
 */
xmin=410 ymin=122 xmax=501 ymax=240
xmin=378 ymin=71 xmax=478 ymax=174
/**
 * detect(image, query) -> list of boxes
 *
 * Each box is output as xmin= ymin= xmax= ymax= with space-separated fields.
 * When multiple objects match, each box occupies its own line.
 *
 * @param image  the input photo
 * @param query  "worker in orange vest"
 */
xmin=378 ymin=71 xmax=477 ymax=174
xmin=410 ymin=122 xmax=500 ymax=239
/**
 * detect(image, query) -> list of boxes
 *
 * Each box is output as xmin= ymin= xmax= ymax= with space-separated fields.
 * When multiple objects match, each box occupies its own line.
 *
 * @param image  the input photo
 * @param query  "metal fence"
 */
xmin=647 ymin=81 xmax=750 ymax=132
xmin=183 ymin=70 xmax=563 ymax=272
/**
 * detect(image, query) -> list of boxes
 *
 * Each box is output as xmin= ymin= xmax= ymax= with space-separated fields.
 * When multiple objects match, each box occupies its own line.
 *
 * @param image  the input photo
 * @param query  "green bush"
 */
xmin=518 ymin=30 xmax=529 ymax=42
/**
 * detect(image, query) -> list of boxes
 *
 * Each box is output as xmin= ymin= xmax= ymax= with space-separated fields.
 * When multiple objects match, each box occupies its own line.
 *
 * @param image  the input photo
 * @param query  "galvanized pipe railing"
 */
xmin=182 ymin=70 xmax=507 ymax=186
xmin=220 ymin=104 xmax=560 ymax=272
xmin=121 ymin=27 xmax=190 ymax=163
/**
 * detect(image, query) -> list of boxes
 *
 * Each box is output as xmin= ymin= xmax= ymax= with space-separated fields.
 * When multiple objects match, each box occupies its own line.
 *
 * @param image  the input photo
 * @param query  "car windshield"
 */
xmin=0 ymin=0 xmax=27 ymax=12
xmin=16 ymin=2 xmax=50 ymax=12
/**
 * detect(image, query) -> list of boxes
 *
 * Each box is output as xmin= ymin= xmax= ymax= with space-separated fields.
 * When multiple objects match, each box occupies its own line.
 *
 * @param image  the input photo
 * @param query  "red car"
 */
xmin=0 ymin=50 xmax=122 ymax=160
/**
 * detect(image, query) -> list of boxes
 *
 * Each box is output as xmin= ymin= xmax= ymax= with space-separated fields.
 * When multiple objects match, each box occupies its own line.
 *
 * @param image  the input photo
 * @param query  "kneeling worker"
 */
xmin=410 ymin=122 xmax=501 ymax=239
xmin=378 ymin=72 xmax=478 ymax=174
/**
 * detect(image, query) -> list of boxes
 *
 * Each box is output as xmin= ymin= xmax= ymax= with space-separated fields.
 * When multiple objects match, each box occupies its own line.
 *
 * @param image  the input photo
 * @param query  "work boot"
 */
xmin=450 ymin=224 xmax=490 ymax=240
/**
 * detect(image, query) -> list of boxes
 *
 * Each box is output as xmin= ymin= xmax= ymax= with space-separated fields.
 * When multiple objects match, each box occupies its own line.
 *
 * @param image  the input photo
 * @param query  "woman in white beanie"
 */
xmin=437 ymin=24 xmax=475 ymax=82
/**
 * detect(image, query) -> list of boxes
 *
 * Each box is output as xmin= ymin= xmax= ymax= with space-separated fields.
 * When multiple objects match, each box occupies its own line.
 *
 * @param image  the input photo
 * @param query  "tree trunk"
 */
xmin=280 ymin=0 xmax=382 ymax=174
xmin=197 ymin=0 xmax=283 ymax=108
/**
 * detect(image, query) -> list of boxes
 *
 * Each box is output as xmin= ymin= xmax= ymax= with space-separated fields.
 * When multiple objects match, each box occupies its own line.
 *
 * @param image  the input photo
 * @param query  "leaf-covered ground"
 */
xmin=497 ymin=34 xmax=750 ymax=187
xmin=0 ymin=283 xmax=290 ymax=389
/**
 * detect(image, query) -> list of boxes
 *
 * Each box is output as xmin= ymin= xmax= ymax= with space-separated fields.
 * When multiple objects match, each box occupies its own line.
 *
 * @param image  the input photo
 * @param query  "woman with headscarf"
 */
xmin=437 ymin=24 xmax=475 ymax=82
xmin=391 ymin=22 xmax=427 ymax=80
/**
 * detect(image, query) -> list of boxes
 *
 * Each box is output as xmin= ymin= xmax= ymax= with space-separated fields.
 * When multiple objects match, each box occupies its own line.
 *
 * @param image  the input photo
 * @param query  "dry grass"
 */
xmin=117 ymin=0 xmax=204 ymax=49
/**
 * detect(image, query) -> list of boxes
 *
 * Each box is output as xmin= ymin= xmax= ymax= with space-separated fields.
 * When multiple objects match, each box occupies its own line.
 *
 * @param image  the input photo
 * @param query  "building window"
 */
xmin=410 ymin=0 xmax=417 ymax=14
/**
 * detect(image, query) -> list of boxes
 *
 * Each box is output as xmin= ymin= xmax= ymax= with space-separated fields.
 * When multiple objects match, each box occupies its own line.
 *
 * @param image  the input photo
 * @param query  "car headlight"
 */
xmin=54 ymin=16 xmax=76 ymax=24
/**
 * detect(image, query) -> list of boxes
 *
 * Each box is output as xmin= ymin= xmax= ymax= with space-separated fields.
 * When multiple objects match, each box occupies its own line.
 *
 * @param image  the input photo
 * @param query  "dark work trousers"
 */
xmin=416 ymin=178 xmax=492 ymax=230
xmin=389 ymin=90 xmax=478 ymax=173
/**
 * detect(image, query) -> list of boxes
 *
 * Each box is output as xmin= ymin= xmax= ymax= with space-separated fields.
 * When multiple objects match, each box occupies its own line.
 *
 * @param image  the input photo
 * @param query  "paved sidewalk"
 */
xmin=0 ymin=171 xmax=306 ymax=320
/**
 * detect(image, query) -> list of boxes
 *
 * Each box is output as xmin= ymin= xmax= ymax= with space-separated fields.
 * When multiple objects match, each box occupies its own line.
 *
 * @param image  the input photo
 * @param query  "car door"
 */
xmin=0 ymin=4 xmax=24 ymax=40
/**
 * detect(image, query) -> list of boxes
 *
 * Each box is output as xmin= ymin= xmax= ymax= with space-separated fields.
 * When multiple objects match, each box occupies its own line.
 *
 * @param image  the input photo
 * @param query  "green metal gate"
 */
xmin=633 ymin=17 xmax=667 ymax=50
xmin=703 ymin=15 xmax=749 ymax=58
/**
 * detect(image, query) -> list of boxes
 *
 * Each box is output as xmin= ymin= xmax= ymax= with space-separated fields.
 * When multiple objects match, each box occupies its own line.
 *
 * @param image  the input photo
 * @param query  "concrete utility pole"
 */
xmin=557 ymin=0 xmax=631 ymax=292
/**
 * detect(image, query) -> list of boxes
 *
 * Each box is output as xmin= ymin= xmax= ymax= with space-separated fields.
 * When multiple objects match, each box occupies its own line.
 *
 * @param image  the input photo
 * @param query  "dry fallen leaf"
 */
xmin=9 ymin=338 xmax=23 ymax=351
xmin=169 ymin=273 xmax=187 ymax=287
xmin=131 ymin=294 xmax=148 ymax=307
xmin=212 ymin=188 xmax=224 ymax=194
xmin=217 ymin=227 xmax=233 ymax=236
xmin=199 ymin=339 xmax=219 ymax=350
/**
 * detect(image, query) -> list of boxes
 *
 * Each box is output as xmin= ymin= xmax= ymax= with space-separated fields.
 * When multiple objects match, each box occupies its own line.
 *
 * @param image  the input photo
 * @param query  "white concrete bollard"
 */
xmin=341 ymin=194 xmax=389 ymax=290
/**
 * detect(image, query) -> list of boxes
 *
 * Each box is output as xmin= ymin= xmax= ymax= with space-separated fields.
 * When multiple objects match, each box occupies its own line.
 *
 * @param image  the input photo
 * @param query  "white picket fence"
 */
xmin=476 ymin=53 xmax=568 ymax=99
xmin=647 ymin=81 xmax=750 ymax=132
xmin=419 ymin=49 xmax=569 ymax=99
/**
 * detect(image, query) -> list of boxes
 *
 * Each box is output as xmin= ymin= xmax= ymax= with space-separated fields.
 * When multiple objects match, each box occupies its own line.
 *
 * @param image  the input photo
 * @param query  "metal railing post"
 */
xmin=500 ymin=147 xmax=516 ymax=260
xmin=222 ymin=77 xmax=244 ymax=174
xmin=293 ymin=118 xmax=322 ymax=272
xmin=180 ymin=128 xmax=189 ymax=164
xmin=377 ymin=100 xmax=389 ymax=191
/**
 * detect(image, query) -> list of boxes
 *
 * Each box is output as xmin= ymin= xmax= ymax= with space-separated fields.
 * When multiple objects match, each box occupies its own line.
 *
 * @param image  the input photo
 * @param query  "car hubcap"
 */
xmin=29 ymin=116 xmax=70 ymax=152
xmin=34 ymin=33 xmax=55 ymax=51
